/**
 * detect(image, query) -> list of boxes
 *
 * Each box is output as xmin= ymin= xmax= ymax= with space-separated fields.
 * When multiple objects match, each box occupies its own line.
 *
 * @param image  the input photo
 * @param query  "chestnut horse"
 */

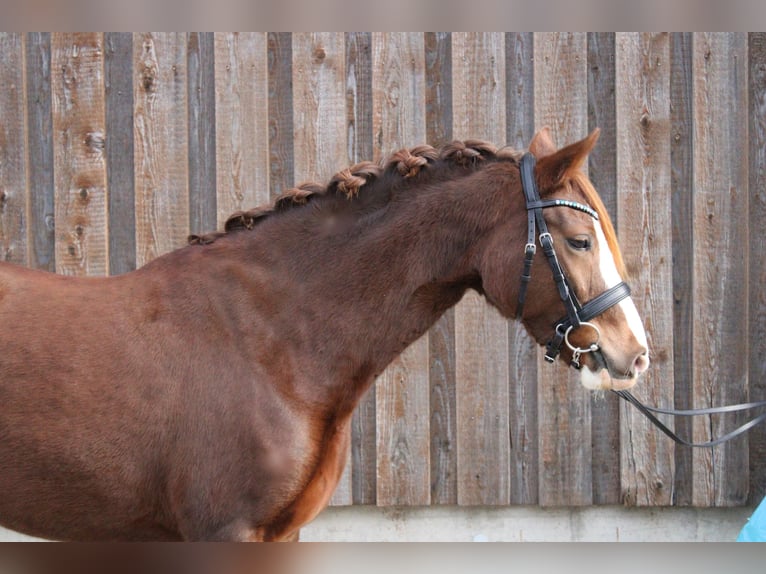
xmin=0 ymin=128 xmax=648 ymax=541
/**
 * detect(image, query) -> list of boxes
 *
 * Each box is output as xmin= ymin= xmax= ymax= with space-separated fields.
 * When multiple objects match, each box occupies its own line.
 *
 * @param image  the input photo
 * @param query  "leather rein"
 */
xmin=516 ymin=152 xmax=766 ymax=448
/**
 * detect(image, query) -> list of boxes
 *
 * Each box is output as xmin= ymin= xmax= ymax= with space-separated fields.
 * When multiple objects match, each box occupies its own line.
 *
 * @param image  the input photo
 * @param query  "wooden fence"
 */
xmin=0 ymin=32 xmax=764 ymax=509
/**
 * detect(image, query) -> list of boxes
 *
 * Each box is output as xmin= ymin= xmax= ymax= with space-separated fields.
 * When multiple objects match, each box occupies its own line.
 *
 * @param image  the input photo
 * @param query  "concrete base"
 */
xmin=0 ymin=505 xmax=754 ymax=542
xmin=301 ymin=505 xmax=754 ymax=542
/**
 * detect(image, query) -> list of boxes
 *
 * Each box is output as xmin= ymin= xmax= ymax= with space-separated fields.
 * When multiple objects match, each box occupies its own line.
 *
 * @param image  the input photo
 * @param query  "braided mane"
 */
xmin=188 ymin=140 xmax=523 ymax=245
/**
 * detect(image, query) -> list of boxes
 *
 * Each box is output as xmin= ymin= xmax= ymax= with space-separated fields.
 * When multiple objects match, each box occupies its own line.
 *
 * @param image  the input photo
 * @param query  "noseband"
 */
xmin=515 ymin=152 xmax=631 ymax=369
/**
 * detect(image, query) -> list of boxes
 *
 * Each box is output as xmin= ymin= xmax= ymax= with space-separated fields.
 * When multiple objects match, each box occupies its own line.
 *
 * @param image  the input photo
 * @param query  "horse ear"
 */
xmin=535 ymin=128 xmax=600 ymax=187
xmin=528 ymin=126 xmax=557 ymax=158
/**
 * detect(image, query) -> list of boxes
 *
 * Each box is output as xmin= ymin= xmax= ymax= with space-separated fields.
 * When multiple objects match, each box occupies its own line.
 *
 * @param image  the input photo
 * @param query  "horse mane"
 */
xmin=188 ymin=140 xmax=523 ymax=245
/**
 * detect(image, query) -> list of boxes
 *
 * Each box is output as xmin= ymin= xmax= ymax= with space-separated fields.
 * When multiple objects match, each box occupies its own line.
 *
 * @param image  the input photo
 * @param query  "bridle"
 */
xmin=515 ymin=152 xmax=766 ymax=448
xmin=515 ymin=152 xmax=631 ymax=369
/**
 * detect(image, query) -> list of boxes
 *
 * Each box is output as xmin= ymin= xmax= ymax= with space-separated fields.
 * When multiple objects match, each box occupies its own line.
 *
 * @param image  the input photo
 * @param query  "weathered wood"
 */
xmin=292 ymin=32 xmax=350 ymax=505
xmin=615 ymin=32 xmax=675 ymax=506
xmin=4 ymin=31 xmax=763 ymax=512
xmin=372 ymin=32 xmax=431 ymax=507
xmin=587 ymin=32 xmax=621 ymax=505
xmin=293 ymin=33 xmax=347 ymax=186
xmin=267 ymin=33 xmax=294 ymax=199
xmin=505 ymin=31 xmax=539 ymax=506
xmin=345 ymin=31 xmax=377 ymax=506
xmin=0 ymin=33 xmax=27 ymax=266
xmin=670 ymin=31 xmax=694 ymax=506
xmin=534 ymin=32 xmax=593 ymax=507
xmin=104 ymin=32 xmax=136 ymax=275
xmin=133 ymin=33 xmax=189 ymax=268
xmin=51 ymin=33 xmax=109 ymax=277
xmin=214 ymin=33 xmax=270 ymax=229
xmin=748 ymin=31 xmax=766 ymax=505
xmin=452 ymin=32 xmax=510 ymax=506
xmin=25 ymin=32 xmax=55 ymax=272
xmin=425 ymin=31 xmax=457 ymax=505
xmin=187 ymin=32 xmax=217 ymax=237
xmin=691 ymin=33 xmax=749 ymax=506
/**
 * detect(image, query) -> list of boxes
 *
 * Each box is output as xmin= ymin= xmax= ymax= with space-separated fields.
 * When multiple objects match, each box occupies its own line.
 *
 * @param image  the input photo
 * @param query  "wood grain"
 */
xmin=0 ymin=33 xmax=27 ymax=265
xmin=452 ymin=32 xmax=511 ymax=506
xmin=748 ymin=32 xmax=766 ymax=505
xmin=534 ymin=32 xmax=593 ymax=507
xmin=615 ymin=32 xmax=675 ymax=506
xmin=372 ymin=32 xmax=431 ymax=506
xmin=345 ymin=32 xmax=377 ymax=505
xmin=25 ymin=32 xmax=55 ymax=272
xmin=51 ymin=33 xmax=108 ymax=277
xmin=505 ymin=31 xmax=539 ymax=505
xmin=267 ymin=33 xmax=294 ymax=199
xmin=425 ymin=31 xmax=457 ymax=505
xmin=133 ymin=33 xmax=189 ymax=267
xmin=187 ymin=32 xmax=217 ymax=237
xmin=587 ymin=32 xmax=621 ymax=505
xmin=104 ymin=32 xmax=136 ymax=275
xmin=691 ymin=33 xmax=749 ymax=506
xmin=670 ymin=32 xmax=694 ymax=506
xmin=214 ymin=33 xmax=270 ymax=228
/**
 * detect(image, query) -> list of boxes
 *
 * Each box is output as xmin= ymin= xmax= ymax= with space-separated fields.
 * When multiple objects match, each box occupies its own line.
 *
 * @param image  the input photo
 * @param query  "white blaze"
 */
xmin=580 ymin=219 xmax=648 ymax=390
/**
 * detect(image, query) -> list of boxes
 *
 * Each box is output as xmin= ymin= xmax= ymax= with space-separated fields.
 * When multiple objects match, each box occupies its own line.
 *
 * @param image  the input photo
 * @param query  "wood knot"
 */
xmin=141 ymin=66 xmax=156 ymax=92
xmin=312 ymin=47 xmax=326 ymax=64
xmin=85 ymin=131 xmax=105 ymax=152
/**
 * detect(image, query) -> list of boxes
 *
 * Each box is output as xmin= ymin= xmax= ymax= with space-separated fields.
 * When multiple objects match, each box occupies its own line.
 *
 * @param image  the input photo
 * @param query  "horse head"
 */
xmin=480 ymin=128 xmax=649 ymax=390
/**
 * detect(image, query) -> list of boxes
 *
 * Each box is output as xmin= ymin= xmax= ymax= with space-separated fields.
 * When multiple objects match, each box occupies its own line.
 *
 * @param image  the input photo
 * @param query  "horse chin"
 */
xmin=579 ymin=366 xmax=638 ymax=391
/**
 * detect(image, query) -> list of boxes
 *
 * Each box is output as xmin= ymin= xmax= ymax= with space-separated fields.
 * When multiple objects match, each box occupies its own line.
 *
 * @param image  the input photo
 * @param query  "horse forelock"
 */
xmin=188 ymin=140 xmax=523 ymax=246
xmin=567 ymin=171 xmax=627 ymax=278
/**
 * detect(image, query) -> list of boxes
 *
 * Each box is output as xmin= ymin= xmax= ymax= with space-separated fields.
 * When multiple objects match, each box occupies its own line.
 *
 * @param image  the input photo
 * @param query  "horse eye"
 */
xmin=567 ymin=236 xmax=592 ymax=251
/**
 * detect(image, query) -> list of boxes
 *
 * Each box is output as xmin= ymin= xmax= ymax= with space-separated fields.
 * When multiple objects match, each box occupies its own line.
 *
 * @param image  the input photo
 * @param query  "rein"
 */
xmin=612 ymin=389 xmax=766 ymax=448
xmin=515 ymin=152 xmax=766 ymax=448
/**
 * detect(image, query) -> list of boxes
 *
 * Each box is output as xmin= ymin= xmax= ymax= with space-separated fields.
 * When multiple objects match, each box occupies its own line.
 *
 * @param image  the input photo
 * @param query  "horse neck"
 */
xmin=224 ymin=163 xmax=524 ymax=409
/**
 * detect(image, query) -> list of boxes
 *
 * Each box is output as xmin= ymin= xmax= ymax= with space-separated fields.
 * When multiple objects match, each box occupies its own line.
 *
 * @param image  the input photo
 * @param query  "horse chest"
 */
xmin=261 ymin=417 xmax=351 ymax=541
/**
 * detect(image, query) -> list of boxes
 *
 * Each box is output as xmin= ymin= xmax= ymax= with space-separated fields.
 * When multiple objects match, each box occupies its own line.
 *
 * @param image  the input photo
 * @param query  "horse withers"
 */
xmin=0 ymin=128 xmax=648 ymax=541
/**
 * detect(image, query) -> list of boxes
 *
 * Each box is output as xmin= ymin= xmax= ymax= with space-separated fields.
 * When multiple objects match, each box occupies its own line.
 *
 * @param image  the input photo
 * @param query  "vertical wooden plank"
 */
xmin=691 ymin=33 xmax=749 ymax=506
xmin=452 ymin=32 xmax=510 ymax=506
xmin=0 ymin=33 xmax=27 ymax=265
xmin=267 ymin=33 xmax=294 ymax=199
xmin=51 ymin=33 xmax=108 ymax=277
xmin=133 ymin=33 xmax=189 ymax=268
xmin=372 ymin=32 xmax=430 ymax=507
xmin=748 ymin=32 xmax=766 ymax=505
xmin=615 ymin=33 xmax=675 ymax=506
xmin=104 ymin=32 xmax=136 ymax=275
xmin=25 ymin=32 xmax=55 ymax=272
xmin=187 ymin=32 xmax=217 ymax=236
xmin=670 ymin=31 xmax=694 ymax=506
xmin=214 ymin=33 xmax=270 ymax=230
xmin=505 ymin=31 xmax=539 ymax=506
xmin=534 ymin=32 xmax=593 ymax=507
xmin=292 ymin=32 xmax=351 ymax=506
xmin=345 ymin=31 xmax=377 ymax=506
xmin=425 ymin=31 xmax=457 ymax=506
xmin=587 ymin=32 xmax=621 ymax=505
xmin=293 ymin=33 xmax=347 ymax=185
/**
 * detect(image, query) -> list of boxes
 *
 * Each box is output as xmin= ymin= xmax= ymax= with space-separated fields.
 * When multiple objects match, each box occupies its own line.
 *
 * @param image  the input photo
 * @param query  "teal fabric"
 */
xmin=738 ymin=497 xmax=766 ymax=542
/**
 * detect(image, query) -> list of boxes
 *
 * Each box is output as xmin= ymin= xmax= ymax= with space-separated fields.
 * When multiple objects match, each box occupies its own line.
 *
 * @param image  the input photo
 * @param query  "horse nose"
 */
xmin=633 ymin=351 xmax=650 ymax=376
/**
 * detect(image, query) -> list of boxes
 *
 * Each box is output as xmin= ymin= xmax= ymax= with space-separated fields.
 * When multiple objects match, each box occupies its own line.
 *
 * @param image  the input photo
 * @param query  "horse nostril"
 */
xmin=633 ymin=352 xmax=650 ymax=375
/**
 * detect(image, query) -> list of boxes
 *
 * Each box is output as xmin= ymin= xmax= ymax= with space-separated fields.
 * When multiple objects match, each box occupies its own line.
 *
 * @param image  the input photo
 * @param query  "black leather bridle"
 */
xmin=516 ymin=152 xmax=631 ymax=369
xmin=516 ymin=151 xmax=766 ymax=448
